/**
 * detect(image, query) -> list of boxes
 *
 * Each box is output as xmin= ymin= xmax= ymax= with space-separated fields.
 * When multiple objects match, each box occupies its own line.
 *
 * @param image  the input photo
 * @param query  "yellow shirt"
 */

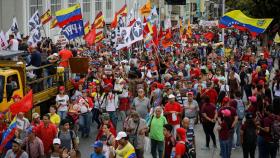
xmin=116 ymin=142 xmax=136 ymax=158
xmin=49 ymin=113 xmax=61 ymax=126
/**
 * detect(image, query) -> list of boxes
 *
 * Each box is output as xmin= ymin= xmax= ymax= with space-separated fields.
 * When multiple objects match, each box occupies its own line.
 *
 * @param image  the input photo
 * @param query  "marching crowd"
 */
xmin=0 ymin=26 xmax=280 ymax=158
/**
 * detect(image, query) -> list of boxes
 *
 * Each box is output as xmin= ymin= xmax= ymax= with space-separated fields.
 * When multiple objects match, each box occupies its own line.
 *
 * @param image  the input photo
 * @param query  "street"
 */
xmin=78 ymin=122 xmax=248 ymax=158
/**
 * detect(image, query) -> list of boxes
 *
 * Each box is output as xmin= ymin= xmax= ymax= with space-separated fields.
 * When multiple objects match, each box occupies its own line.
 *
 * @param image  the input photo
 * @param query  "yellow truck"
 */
xmin=0 ymin=50 xmax=74 ymax=115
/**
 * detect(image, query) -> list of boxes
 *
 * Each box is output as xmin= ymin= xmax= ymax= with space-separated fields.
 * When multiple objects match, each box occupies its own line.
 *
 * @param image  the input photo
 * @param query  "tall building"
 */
xmin=0 ymin=0 xmax=146 ymax=38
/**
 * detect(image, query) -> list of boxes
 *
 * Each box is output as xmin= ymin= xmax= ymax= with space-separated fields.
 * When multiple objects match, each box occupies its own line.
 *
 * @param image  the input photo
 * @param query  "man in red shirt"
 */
xmin=201 ymin=82 xmax=218 ymax=104
xmin=58 ymin=44 xmax=73 ymax=68
xmin=175 ymin=128 xmax=187 ymax=158
xmin=164 ymin=94 xmax=182 ymax=137
xmin=35 ymin=114 xmax=57 ymax=155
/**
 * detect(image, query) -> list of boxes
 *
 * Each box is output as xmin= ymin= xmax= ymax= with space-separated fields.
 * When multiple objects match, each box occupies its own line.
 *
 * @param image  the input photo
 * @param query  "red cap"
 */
xmin=213 ymin=78 xmax=219 ymax=84
xmin=59 ymin=86 xmax=65 ymax=91
xmin=221 ymin=109 xmax=231 ymax=117
xmin=222 ymin=97 xmax=230 ymax=104
xmin=176 ymin=128 xmax=186 ymax=140
xmin=187 ymin=91 xmax=194 ymax=96
xmin=12 ymin=94 xmax=22 ymax=100
xmin=261 ymin=64 xmax=267 ymax=69
xmin=258 ymin=80 xmax=265 ymax=85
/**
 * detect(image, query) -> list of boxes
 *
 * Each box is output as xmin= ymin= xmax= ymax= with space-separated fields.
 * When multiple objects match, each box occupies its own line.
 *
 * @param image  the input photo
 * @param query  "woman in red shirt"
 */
xmin=201 ymin=96 xmax=217 ymax=149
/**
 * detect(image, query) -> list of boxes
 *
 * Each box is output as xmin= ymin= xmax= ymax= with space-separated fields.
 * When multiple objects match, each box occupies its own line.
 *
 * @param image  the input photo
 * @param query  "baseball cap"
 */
xmin=222 ymin=97 xmax=230 ymax=104
xmin=59 ymin=86 xmax=65 ymax=91
xmin=91 ymin=141 xmax=103 ymax=148
xmin=221 ymin=109 xmax=231 ymax=117
xmin=12 ymin=94 xmax=22 ymax=100
xmin=53 ymin=138 xmax=61 ymax=145
xmin=32 ymin=112 xmax=40 ymax=119
xmin=248 ymin=96 xmax=257 ymax=103
xmin=187 ymin=92 xmax=194 ymax=96
xmin=168 ymin=94 xmax=176 ymax=99
xmin=13 ymin=138 xmax=23 ymax=145
xmin=26 ymin=126 xmax=36 ymax=135
xmin=115 ymin=131 xmax=127 ymax=141
xmin=260 ymin=53 xmax=264 ymax=56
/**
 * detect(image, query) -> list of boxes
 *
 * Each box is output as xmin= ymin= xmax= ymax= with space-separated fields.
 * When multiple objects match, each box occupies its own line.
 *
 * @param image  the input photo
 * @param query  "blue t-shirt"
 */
xmin=90 ymin=152 xmax=105 ymax=158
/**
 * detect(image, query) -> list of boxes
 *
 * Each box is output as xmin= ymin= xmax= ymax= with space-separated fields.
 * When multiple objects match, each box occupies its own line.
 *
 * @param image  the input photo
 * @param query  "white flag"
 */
xmin=116 ymin=18 xmax=143 ymax=50
xmin=0 ymin=31 xmax=8 ymax=50
xmin=28 ymin=11 xmax=42 ymax=46
xmin=5 ymin=17 xmax=21 ymax=40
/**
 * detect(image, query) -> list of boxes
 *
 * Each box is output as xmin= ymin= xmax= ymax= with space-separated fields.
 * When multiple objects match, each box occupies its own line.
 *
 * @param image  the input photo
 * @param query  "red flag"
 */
xmin=10 ymin=91 xmax=33 ymax=115
xmin=161 ymin=39 xmax=173 ymax=48
xmin=117 ymin=4 xmax=128 ymax=16
xmin=152 ymin=24 xmax=158 ymax=46
xmin=158 ymin=27 xmax=163 ymax=40
xmin=143 ymin=16 xmax=147 ymax=23
xmin=128 ymin=18 xmax=136 ymax=27
xmin=111 ymin=13 xmax=118 ymax=29
xmin=165 ymin=28 xmax=172 ymax=39
xmin=204 ymin=32 xmax=214 ymax=41
xmin=85 ymin=27 xmax=96 ymax=45
xmin=218 ymin=24 xmax=227 ymax=28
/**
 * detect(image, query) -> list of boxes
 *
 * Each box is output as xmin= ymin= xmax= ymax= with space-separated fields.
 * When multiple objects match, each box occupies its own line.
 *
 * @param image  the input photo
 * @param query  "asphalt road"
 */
xmin=78 ymin=122 xmax=248 ymax=158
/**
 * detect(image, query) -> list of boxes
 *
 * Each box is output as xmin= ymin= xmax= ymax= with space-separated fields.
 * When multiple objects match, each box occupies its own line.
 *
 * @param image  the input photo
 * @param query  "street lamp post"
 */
xmin=221 ymin=0 xmax=225 ymax=44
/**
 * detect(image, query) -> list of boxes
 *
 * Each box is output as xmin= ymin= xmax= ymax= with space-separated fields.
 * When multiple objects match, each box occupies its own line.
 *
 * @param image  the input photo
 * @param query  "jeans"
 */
xmin=228 ymin=129 xmax=234 ymax=156
xmin=151 ymin=139 xmax=164 ymax=158
xmin=91 ymin=108 xmax=101 ymax=128
xmin=58 ymin=111 xmax=67 ymax=120
xmin=242 ymin=143 xmax=256 ymax=158
xmin=244 ymin=85 xmax=252 ymax=99
xmin=108 ymin=111 xmax=118 ymax=128
xmin=257 ymin=135 xmax=268 ymax=158
xmin=79 ymin=112 xmax=92 ymax=136
xmin=202 ymin=122 xmax=217 ymax=147
xmin=234 ymin=120 xmax=242 ymax=147
xmin=268 ymin=141 xmax=278 ymax=158
xmin=135 ymin=148 xmax=144 ymax=158
xmin=220 ymin=139 xmax=231 ymax=158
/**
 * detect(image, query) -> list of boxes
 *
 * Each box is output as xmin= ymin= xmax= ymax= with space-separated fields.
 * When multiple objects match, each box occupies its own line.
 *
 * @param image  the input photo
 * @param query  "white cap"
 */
xmin=168 ymin=94 xmax=175 ymax=99
xmin=178 ymin=72 xmax=183 ymax=77
xmin=260 ymin=53 xmax=264 ymax=55
xmin=53 ymin=138 xmax=61 ymax=145
xmin=115 ymin=131 xmax=127 ymax=140
xmin=53 ymin=53 xmax=59 ymax=56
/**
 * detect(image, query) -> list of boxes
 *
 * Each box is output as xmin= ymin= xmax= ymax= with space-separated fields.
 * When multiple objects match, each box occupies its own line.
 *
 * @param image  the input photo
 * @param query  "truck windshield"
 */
xmin=0 ymin=75 xmax=3 ymax=103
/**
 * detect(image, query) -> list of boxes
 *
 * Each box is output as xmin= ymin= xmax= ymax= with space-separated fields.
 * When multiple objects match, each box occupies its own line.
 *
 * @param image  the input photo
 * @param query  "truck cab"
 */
xmin=0 ymin=68 xmax=24 ymax=112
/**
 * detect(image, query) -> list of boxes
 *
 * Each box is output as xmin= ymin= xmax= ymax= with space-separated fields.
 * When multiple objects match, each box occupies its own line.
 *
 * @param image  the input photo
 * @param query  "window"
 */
xmin=83 ymin=0 xmax=91 ymax=21
xmin=51 ymin=0 xmax=62 ymax=16
xmin=68 ymin=0 xmax=77 ymax=7
xmin=106 ymin=0 xmax=112 ymax=18
xmin=6 ymin=74 xmax=20 ymax=102
xmin=95 ymin=0 xmax=102 ymax=12
xmin=30 ymin=0 xmax=43 ymax=17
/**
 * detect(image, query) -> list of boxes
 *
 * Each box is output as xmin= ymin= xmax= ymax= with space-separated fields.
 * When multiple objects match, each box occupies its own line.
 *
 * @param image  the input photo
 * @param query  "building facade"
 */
xmin=0 ymin=0 xmax=146 ymax=38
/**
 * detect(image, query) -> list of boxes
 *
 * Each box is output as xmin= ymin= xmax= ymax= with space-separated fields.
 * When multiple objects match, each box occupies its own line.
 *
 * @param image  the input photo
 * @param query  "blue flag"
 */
xmin=61 ymin=20 xmax=84 ymax=40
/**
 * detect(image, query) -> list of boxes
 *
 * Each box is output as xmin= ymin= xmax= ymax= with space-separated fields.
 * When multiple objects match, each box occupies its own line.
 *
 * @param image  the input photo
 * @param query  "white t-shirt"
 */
xmin=56 ymin=95 xmax=69 ymax=111
xmin=9 ymin=38 xmax=19 ymax=51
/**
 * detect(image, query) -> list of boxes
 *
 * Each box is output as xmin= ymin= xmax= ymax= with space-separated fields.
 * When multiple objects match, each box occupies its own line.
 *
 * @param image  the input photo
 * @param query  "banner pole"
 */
xmin=41 ymin=25 xmax=47 ymax=37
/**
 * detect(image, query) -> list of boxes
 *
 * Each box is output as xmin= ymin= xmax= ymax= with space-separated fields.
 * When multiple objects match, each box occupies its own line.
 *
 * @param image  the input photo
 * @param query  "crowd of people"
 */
xmin=0 ymin=25 xmax=280 ymax=158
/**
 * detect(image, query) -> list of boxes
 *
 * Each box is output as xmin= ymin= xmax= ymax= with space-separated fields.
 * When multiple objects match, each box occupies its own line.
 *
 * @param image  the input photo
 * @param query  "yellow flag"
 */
xmin=274 ymin=33 xmax=280 ymax=43
xmin=187 ymin=19 xmax=192 ymax=37
xmin=140 ymin=0 xmax=151 ymax=16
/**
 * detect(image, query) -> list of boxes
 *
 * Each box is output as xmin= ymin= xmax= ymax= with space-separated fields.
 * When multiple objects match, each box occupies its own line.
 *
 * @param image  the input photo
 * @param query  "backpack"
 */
xmin=243 ymin=124 xmax=257 ymax=145
xmin=58 ymin=130 xmax=77 ymax=149
xmin=179 ymin=141 xmax=196 ymax=158
xmin=271 ymin=119 xmax=280 ymax=141
xmin=235 ymin=99 xmax=245 ymax=119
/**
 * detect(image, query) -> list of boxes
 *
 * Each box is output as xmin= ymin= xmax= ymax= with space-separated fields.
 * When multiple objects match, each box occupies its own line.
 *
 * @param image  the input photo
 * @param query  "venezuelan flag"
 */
xmin=0 ymin=117 xmax=17 ymax=150
xmin=55 ymin=4 xmax=82 ymax=28
xmin=219 ymin=10 xmax=273 ymax=34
